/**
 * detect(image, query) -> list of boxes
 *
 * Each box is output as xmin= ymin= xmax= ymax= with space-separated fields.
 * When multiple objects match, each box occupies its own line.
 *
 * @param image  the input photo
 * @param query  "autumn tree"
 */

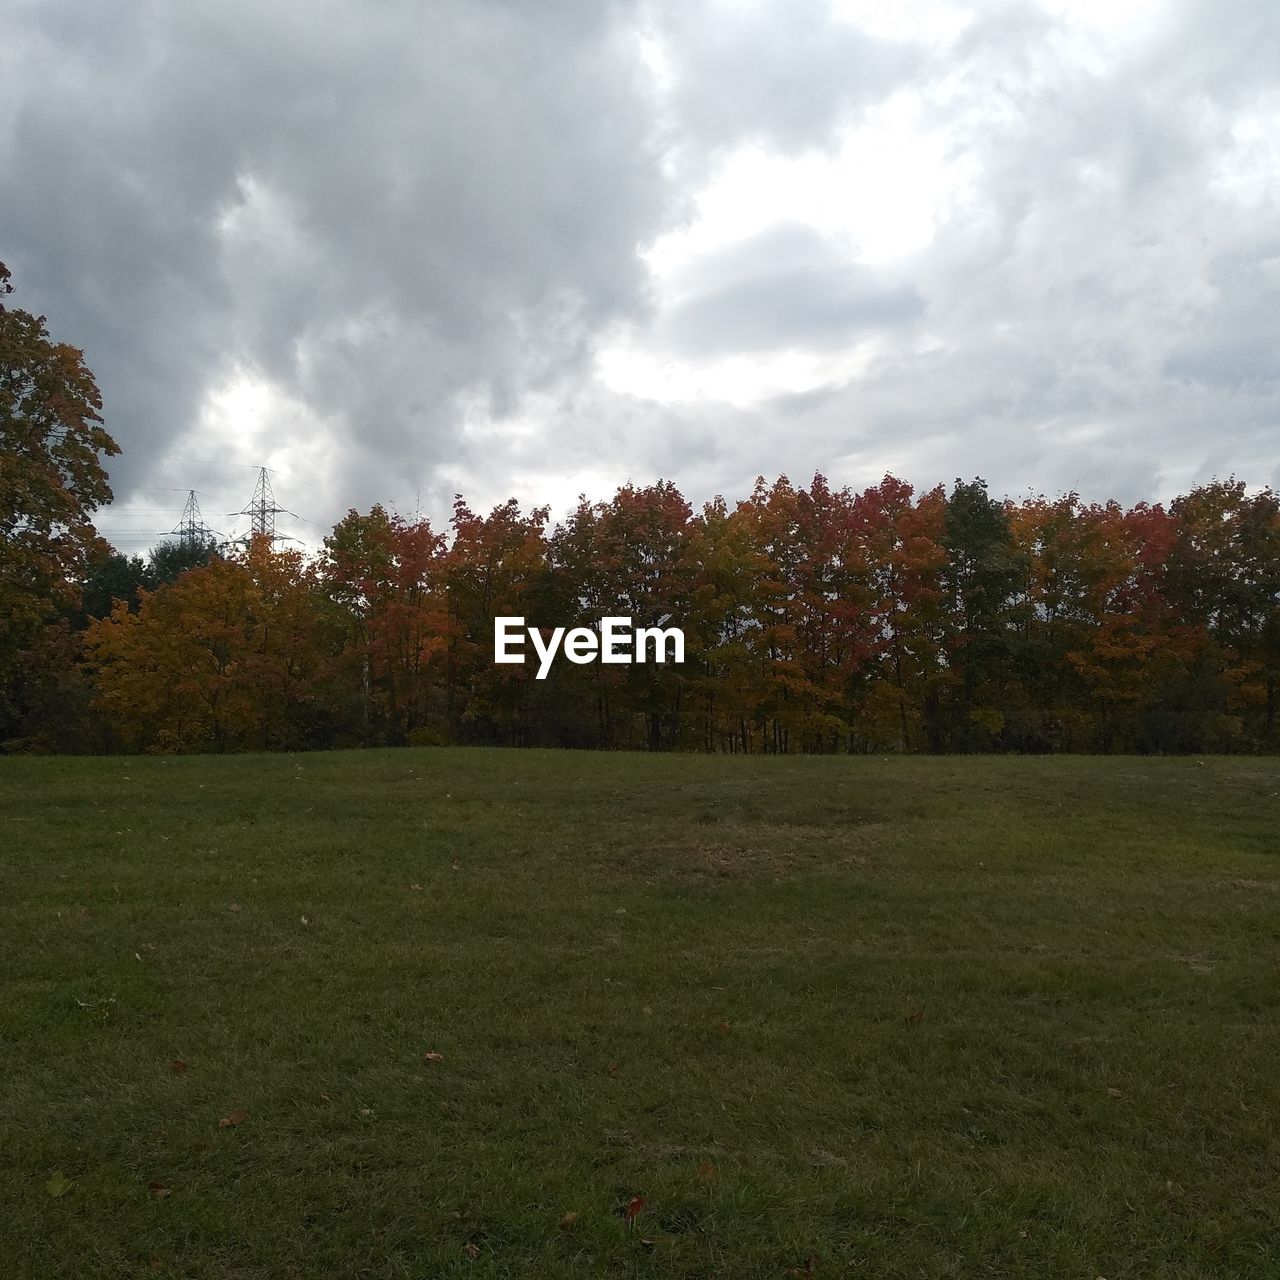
xmin=85 ymin=538 xmax=335 ymax=752
xmin=1 ymin=261 xmax=119 ymax=745
xmin=321 ymin=506 xmax=451 ymax=744
xmin=445 ymin=496 xmax=551 ymax=744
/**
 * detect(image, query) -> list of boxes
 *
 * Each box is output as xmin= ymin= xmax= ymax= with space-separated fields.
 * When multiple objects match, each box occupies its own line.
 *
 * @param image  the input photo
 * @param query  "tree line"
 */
xmin=4 ymin=259 xmax=1280 ymax=756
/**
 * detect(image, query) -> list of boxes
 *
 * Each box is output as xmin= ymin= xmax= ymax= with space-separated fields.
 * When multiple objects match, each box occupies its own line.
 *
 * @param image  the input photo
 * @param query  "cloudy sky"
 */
xmin=3 ymin=0 xmax=1278 ymax=551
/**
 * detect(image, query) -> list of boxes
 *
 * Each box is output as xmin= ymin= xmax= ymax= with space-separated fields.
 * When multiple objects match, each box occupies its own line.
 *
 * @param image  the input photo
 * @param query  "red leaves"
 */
xmin=623 ymin=1195 xmax=646 ymax=1226
xmin=168 ymin=1059 xmax=188 ymax=1074
xmin=217 ymin=1109 xmax=248 ymax=1129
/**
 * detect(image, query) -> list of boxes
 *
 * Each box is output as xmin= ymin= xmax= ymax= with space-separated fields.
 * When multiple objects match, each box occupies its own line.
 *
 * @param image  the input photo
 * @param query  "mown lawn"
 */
xmin=1 ymin=749 xmax=1278 ymax=1278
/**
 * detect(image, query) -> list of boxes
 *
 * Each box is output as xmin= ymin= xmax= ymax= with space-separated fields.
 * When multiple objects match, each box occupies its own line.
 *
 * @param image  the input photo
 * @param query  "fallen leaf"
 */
xmin=218 ymin=1109 xmax=248 ymax=1129
xmin=624 ymin=1195 xmax=646 ymax=1225
xmin=464 ymin=1242 xmax=480 ymax=1260
xmin=169 ymin=1059 xmax=188 ymax=1074
xmin=607 ymin=1063 xmax=621 ymax=1078
xmin=1107 ymin=1087 xmax=1123 ymax=1098
xmin=695 ymin=1160 xmax=717 ymax=1181
xmin=358 ymin=1107 xmax=374 ymax=1117
xmin=299 ymin=916 xmax=309 ymax=926
xmin=46 ymin=1170 xmax=73 ymax=1198
xmin=317 ymin=1092 xmax=333 ymax=1103
xmin=227 ymin=903 xmax=241 ymax=914
xmin=148 ymin=1255 xmax=164 ymax=1271
xmin=558 ymin=1210 xmax=579 ymax=1231
xmin=424 ymin=1051 xmax=444 ymax=1064
xmin=785 ymin=1257 xmax=820 ymax=1278
xmin=148 ymin=1181 xmax=171 ymax=1199
xmin=904 ymin=1008 xmax=924 ymax=1027
xmin=639 ymin=1237 xmax=655 ymax=1249
xmin=410 ymin=884 xmax=423 ymax=892
xmin=715 ymin=1021 xmax=731 ymax=1035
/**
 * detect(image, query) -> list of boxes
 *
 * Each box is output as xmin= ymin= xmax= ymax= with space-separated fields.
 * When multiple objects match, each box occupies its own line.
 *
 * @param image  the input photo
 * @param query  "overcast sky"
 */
xmin=3 ymin=0 xmax=1278 ymax=551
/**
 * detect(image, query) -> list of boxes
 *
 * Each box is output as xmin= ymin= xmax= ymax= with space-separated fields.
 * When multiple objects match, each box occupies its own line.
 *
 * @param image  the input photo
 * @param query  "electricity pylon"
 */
xmin=165 ymin=490 xmax=217 ymax=549
xmin=237 ymin=467 xmax=287 ymax=545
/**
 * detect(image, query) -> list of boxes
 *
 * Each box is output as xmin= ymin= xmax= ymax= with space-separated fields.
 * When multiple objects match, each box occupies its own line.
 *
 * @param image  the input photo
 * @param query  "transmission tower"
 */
xmin=237 ymin=467 xmax=287 ymax=545
xmin=165 ymin=490 xmax=217 ymax=549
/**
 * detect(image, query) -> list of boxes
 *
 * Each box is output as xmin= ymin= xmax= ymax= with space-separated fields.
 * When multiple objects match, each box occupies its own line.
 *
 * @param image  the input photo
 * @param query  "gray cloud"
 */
xmin=2 ymin=0 xmax=672 ymax=531
xmin=2 ymin=0 xmax=1278 ymax=544
xmin=654 ymin=224 xmax=924 ymax=354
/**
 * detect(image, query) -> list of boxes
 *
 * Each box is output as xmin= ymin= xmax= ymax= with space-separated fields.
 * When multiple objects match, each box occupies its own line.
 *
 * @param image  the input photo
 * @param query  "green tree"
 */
xmin=936 ymin=478 xmax=1024 ymax=749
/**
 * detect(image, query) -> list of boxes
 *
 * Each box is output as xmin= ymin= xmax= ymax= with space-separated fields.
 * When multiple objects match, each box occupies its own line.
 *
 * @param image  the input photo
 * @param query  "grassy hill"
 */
xmin=2 ymin=750 xmax=1278 ymax=1278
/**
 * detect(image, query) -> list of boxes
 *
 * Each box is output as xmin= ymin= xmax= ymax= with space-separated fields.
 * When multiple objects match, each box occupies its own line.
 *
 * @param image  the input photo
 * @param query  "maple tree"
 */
xmin=321 ymin=506 xmax=452 ymax=744
xmin=1 ymin=260 xmax=119 ymax=741
xmin=85 ymin=538 xmax=335 ymax=752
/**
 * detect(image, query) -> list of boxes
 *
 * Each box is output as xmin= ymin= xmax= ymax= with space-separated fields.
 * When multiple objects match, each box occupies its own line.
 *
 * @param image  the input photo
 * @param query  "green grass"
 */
xmin=2 ymin=750 xmax=1279 ymax=1278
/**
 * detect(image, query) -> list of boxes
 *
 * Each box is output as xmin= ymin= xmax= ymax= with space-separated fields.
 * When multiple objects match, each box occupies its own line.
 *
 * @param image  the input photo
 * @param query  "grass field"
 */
xmin=2 ymin=749 xmax=1279 ymax=1278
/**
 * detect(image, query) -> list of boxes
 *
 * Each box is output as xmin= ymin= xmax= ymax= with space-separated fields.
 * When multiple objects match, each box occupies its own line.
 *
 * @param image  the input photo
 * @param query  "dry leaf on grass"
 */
xmin=169 ymin=1059 xmax=188 ymax=1074
xmin=148 ymin=1181 xmax=171 ymax=1198
xmin=217 ymin=1109 xmax=248 ymax=1129
xmin=423 ymin=1051 xmax=444 ymax=1064
xmin=558 ymin=1211 xmax=579 ymax=1231
xmin=624 ymin=1195 xmax=646 ymax=1225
